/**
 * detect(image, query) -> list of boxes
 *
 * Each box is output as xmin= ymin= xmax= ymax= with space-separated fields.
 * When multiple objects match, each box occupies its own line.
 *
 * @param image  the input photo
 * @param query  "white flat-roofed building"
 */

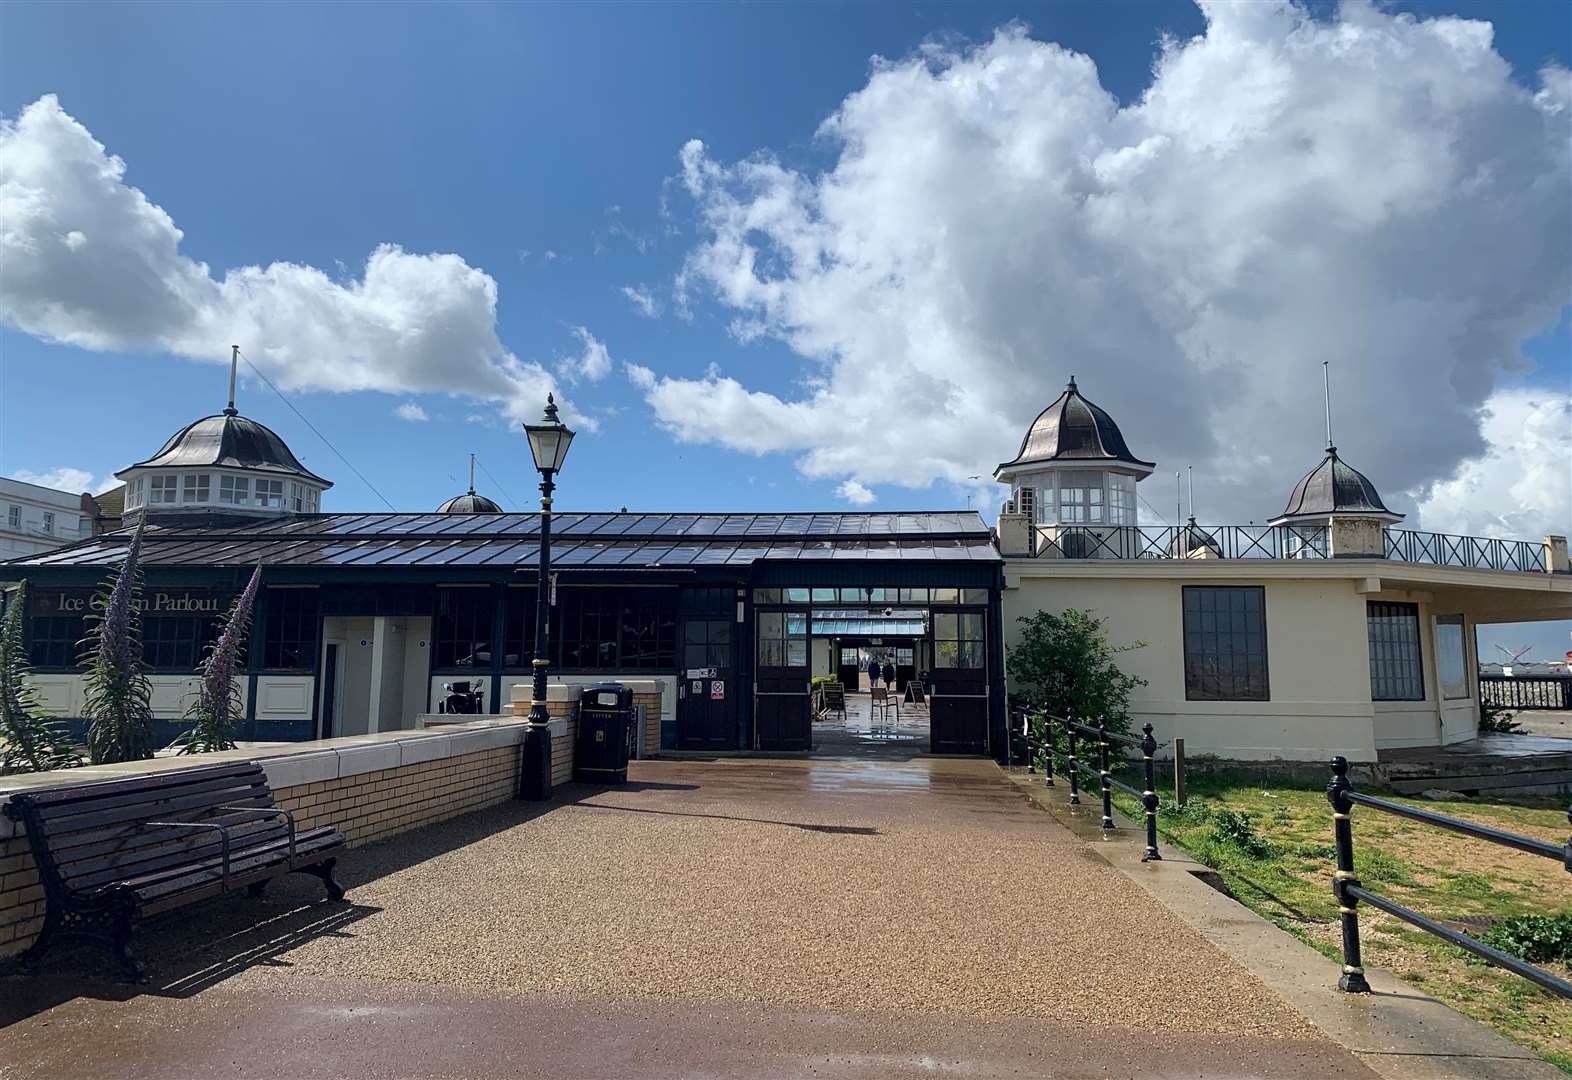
xmin=0 ymin=477 xmax=90 ymax=559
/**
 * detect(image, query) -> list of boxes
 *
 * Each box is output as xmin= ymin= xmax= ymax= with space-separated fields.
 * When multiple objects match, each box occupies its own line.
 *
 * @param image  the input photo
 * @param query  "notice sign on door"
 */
xmin=710 ymin=680 xmax=725 ymax=700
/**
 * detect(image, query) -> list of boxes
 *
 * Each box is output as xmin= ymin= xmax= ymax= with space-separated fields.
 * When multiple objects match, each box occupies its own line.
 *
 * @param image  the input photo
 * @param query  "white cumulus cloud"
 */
xmin=836 ymin=479 xmax=877 ymax=506
xmin=646 ymin=1 xmax=1569 ymax=531
xmin=1413 ymin=388 xmax=1571 ymax=538
xmin=562 ymin=326 xmax=612 ymax=383
xmin=621 ymin=284 xmax=661 ymax=318
xmin=0 ymin=94 xmax=585 ymax=428
xmin=394 ymin=402 xmax=429 ymax=422
xmin=6 ymin=466 xmax=97 ymax=493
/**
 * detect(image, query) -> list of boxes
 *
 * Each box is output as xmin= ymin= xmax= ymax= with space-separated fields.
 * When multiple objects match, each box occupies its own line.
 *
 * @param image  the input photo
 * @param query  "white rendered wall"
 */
xmin=1002 ymin=572 xmax=1381 ymax=762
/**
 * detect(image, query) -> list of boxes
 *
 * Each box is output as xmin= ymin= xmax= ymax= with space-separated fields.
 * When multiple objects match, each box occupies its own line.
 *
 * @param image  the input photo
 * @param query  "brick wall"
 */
xmin=272 ymin=745 xmax=518 ymax=849
xmin=0 ymin=722 xmax=535 ymax=960
xmin=0 ymin=833 xmax=42 ymax=955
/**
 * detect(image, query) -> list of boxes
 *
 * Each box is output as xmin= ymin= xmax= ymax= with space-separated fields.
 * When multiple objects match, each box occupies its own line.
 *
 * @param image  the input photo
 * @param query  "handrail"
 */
xmin=1021 ymin=523 xmax=1549 ymax=574
xmin=1019 ymin=710 xmax=1163 ymax=861
xmin=1327 ymin=756 xmax=1571 ymax=999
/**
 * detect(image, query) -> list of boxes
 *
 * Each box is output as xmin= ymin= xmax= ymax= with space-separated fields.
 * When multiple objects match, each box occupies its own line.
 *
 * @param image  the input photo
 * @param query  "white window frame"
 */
xmin=41 ymin=511 xmax=54 ymax=535
xmin=182 ymin=473 xmax=211 ymax=504
xmin=220 ymin=474 xmax=250 ymax=505
xmin=6 ymin=505 xmax=18 ymax=530
xmin=254 ymin=478 xmax=284 ymax=509
xmin=150 ymin=475 xmax=179 ymax=505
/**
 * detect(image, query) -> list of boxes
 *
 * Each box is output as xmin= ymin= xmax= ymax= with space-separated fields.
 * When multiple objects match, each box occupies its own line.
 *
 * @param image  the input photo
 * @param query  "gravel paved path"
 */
xmin=242 ymin=758 xmax=1307 ymax=1034
xmin=2 ymin=755 xmax=1377 ymax=1078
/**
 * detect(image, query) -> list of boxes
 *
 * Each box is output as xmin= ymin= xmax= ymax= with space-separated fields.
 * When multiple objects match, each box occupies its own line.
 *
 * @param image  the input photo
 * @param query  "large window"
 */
xmin=7 ymin=505 xmax=20 ymax=529
xmin=144 ymin=613 xmax=219 ymax=671
xmin=683 ymin=619 xmax=731 ymax=671
xmin=28 ymin=614 xmax=83 ymax=668
xmin=1060 ymin=473 xmax=1104 ymax=524
xmin=1368 ymin=602 xmax=1424 ymax=701
xmin=433 ymin=587 xmax=495 ymax=669
xmin=1182 ymin=586 xmax=1269 ymax=700
xmin=933 ymin=611 xmax=984 ymax=669
xmin=501 ymin=585 xmax=676 ymax=672
xmin=41 ymin=511 xmax=54 ymax=535
xmin=261 ymin=587 xmax=319 ymax=671
xmin=1435 ymin=615 xmax=1468 ymax=700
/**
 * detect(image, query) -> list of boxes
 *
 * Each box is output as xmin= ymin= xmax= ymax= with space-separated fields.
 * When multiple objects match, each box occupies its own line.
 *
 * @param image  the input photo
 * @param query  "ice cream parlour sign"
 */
xmin=34 ymin=588 xmax=233 ymax=616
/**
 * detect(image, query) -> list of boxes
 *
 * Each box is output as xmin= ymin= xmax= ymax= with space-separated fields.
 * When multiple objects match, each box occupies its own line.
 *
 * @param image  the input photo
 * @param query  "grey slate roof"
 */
xmin=4 ymin=511 xmax=1000 ymax=569
xmin=1275 ymin=447 xmax=1401 ymax=522
xmin=996 ymin=377 xmax=1154 ymax=473
xmin=118 ymin=412 xmax=331 ymax=487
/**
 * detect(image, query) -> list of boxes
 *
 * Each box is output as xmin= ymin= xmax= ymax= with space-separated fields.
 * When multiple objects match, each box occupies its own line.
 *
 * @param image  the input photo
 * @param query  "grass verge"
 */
xmin=1096 ymin=767 xmax=1571 ymax=1072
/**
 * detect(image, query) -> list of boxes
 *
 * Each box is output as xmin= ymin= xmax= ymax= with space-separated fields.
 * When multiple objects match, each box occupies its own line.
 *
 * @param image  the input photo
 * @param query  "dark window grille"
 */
xmin=433 ymin=587 xmax=495 ymax=669
xmin=261 ymin=588 xmax=319 ymax=672
xmin=29 ymin=614 xmax=84 ymax=669
xmin=1182 ymin=586 xmax=1269 ymax=700
xmin=143 ymin=614 xmax=220 ymax=672
xmin=503 ymin=586 xmax=676 ymax=672
xmin=1367 ymin=601 xmax=1424 ymax=701
xmin=683 ymin=619 xmax=731 ymax=670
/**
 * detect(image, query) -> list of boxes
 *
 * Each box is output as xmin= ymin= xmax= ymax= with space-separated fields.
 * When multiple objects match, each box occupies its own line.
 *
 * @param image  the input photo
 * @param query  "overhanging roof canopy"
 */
xmin=5 ymin=511 xmax=1001 ymax=571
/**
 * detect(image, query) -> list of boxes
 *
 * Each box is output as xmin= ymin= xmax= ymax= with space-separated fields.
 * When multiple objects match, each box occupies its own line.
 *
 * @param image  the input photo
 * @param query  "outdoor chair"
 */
xmin=870 ymin=685 xmax=898 ymax=732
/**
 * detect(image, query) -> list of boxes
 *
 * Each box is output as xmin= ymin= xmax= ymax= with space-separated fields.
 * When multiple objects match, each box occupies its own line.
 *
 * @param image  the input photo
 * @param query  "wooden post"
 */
xmin=1173 ymin=737 xmax=1187 ymax=808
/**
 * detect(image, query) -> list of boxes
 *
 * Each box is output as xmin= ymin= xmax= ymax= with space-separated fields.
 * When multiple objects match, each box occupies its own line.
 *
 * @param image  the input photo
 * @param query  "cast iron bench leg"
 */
xmin=299 ymin=858 xmax=345 ymax=901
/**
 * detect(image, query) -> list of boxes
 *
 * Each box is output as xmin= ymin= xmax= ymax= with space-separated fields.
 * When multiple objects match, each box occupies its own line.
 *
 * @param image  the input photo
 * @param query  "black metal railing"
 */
xmin=1478 ymin=674 xmax=1572 ymax=711
xmin=1326 ymin=756 xmax=1572 ymax=999
xmin=1022 ymin=523 xmax=1550 ymax=574
xmin=1021 ymin=711 xmax=1162 ymax=861
xmin=1031 ymin=524 xmax=1329 ymax=562
xmin=1384 ymin=529 xmax=1548 ymax=573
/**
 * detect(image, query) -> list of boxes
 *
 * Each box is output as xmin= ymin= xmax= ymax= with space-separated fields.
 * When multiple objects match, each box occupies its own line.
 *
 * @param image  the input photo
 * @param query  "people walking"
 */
xmin=882 ymin=659 xmax=896 ymax=689
xmin=867 ymin=654 xmax=881 ymax=690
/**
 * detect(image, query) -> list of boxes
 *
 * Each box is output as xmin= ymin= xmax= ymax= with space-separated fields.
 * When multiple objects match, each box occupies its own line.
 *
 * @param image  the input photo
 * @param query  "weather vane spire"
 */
xmin=1322 ymin=359 xmax=1334 ymax=452
xmin=226 ymin=345 xmax=240 ymax=416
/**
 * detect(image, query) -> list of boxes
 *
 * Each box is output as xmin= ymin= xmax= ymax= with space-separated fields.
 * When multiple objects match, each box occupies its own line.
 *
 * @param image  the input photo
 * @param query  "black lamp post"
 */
xmin=518 ymin=394 xmax=575 ymax=801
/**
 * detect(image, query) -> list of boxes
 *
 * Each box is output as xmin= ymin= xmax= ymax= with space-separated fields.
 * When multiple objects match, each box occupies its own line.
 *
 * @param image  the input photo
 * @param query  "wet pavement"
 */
xmin=0 ymin=756 xmax=1377 ymax=1079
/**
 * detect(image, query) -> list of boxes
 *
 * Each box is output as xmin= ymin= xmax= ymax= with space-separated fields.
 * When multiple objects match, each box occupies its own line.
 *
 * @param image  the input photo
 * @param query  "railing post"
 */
xmin=1173 ymin=737 xmax=1187 ymax=807
xmin=1327 ymin=756 xmax=1371 ymax=993
xmin=1097 ymin=720 xmax=1115 ymax=831
xmin=1042 ymin=713 xmax=1054 ymax=787
xmin=1141 ymin=723 xmax=1161 ymax=861
xmin=1024 ymin=711 xmax=1034 ymax=775
xmin=1066 ymin=718 xmax=1081 ymax=805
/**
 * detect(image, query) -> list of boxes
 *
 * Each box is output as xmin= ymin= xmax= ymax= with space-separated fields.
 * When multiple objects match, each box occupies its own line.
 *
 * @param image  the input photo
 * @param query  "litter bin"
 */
xmin=573 ymin=682 xmax=635 ymax=784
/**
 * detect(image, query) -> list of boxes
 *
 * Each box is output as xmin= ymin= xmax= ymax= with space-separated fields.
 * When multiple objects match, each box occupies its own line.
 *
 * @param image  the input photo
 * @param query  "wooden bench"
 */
xmin=4 ymin=761 xmax=346 ymax=981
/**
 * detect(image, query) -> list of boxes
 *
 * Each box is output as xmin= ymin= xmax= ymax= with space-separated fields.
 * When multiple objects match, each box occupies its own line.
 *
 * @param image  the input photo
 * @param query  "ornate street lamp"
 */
xmin=518 ymin=394 xmax=575 ymax=800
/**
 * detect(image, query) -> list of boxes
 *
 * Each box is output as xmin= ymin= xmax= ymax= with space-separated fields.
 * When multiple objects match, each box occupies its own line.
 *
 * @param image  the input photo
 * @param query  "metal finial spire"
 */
xmin=1175 ymin=471 xmax=1182 ymax=526
xmin=226 ymin=345 xmax=239 ymax=416
xmin=544 ymin=393 xmax=560 ymax=422
xmin=468 ymin=452 xmax=476 ymax=495
xmin=1322 ymin=360 xmax=1335 ymax=454
xmin=1187 ymin=465 xmax=1196 ymax=523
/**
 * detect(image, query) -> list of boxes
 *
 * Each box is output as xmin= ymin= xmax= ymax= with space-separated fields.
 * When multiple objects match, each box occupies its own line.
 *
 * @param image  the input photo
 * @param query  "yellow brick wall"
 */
xmin=0 ymin=742 xmax=524 ymax=959
xmin=0 ymin=834 xmax=43 ymax=955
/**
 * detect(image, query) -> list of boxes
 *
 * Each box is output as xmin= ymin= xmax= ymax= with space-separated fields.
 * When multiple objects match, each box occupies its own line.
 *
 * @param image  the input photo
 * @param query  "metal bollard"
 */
xmin=1042 ymin=713 xmax=1055 ymax=787
xmin=1327 ymin=756 xmax=1371 ymax=993
xmin=1066 ymin=718 xmax=1081 ymax=805
xmin=1140 ymin=723 xmax=1161 ymax=861
xmin=1097 ymin=721 xmax=1115 ymax=830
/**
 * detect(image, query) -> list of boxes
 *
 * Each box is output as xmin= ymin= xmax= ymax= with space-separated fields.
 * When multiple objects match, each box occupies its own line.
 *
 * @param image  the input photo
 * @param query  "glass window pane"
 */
xmin=1436 ymin=616 xmax=1468 ymax=700
xmin=1182 ymin=586 xmax=1269 ymax=701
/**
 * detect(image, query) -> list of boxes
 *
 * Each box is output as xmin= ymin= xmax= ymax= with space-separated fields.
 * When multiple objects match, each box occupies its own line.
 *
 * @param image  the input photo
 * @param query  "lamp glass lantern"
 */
xmin=524 ymin=395 xmax=575 ymax=475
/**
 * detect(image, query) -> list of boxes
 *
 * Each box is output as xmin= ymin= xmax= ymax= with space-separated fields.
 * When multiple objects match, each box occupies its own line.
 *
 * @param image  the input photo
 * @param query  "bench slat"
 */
xmin=18 ymin=763 xmax=266 ymax=809
xmin=130 ymin=829 xmax=342 ymax=907
xmin=62 ymin=822 xmax=292 ymax=892
xmin=29 ymin=772 xmax=274 ymax=824
xmin=37 ymin=787 xmax=275 ymax=842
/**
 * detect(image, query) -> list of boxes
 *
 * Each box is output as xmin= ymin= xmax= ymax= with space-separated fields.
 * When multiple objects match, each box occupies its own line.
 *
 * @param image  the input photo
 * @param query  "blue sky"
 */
xmin=2 ymin=0 xmax=1566 ymax=514
xmin=1 ymin=1 xmax=1568 ymax=656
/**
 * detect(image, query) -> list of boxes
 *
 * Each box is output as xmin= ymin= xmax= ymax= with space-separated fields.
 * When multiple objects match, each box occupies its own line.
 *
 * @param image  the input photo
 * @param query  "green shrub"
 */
xmin=1477 ymin=913 xmax=1572 ymax=965
xmin=1206 ymin=808 xmax=1275 ymax=859
xmin=1353 ymin=847 xmax=1418 ymax=887
xmin=1478 ymin=702 xmax=1524 ymax=734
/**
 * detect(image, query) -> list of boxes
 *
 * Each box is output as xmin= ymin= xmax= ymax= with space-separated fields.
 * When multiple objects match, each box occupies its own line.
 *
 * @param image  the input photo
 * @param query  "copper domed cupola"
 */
xmin=995 ymin=377 xmax=1154 ymax=532
xmin=437 ymin=455 xmax=502 ymax=514
xmin=1270 ymin=446 xmax=1402 ymax=527
xmin=116 ymin=347 xmax=331 ymax=523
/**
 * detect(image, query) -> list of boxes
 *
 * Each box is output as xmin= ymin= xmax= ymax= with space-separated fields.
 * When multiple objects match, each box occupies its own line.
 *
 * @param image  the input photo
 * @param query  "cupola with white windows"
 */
xmin=994 ymin=377 xmax=1153 ymax=556
xmin=117 ymin=347 xmax=331 ymax=524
